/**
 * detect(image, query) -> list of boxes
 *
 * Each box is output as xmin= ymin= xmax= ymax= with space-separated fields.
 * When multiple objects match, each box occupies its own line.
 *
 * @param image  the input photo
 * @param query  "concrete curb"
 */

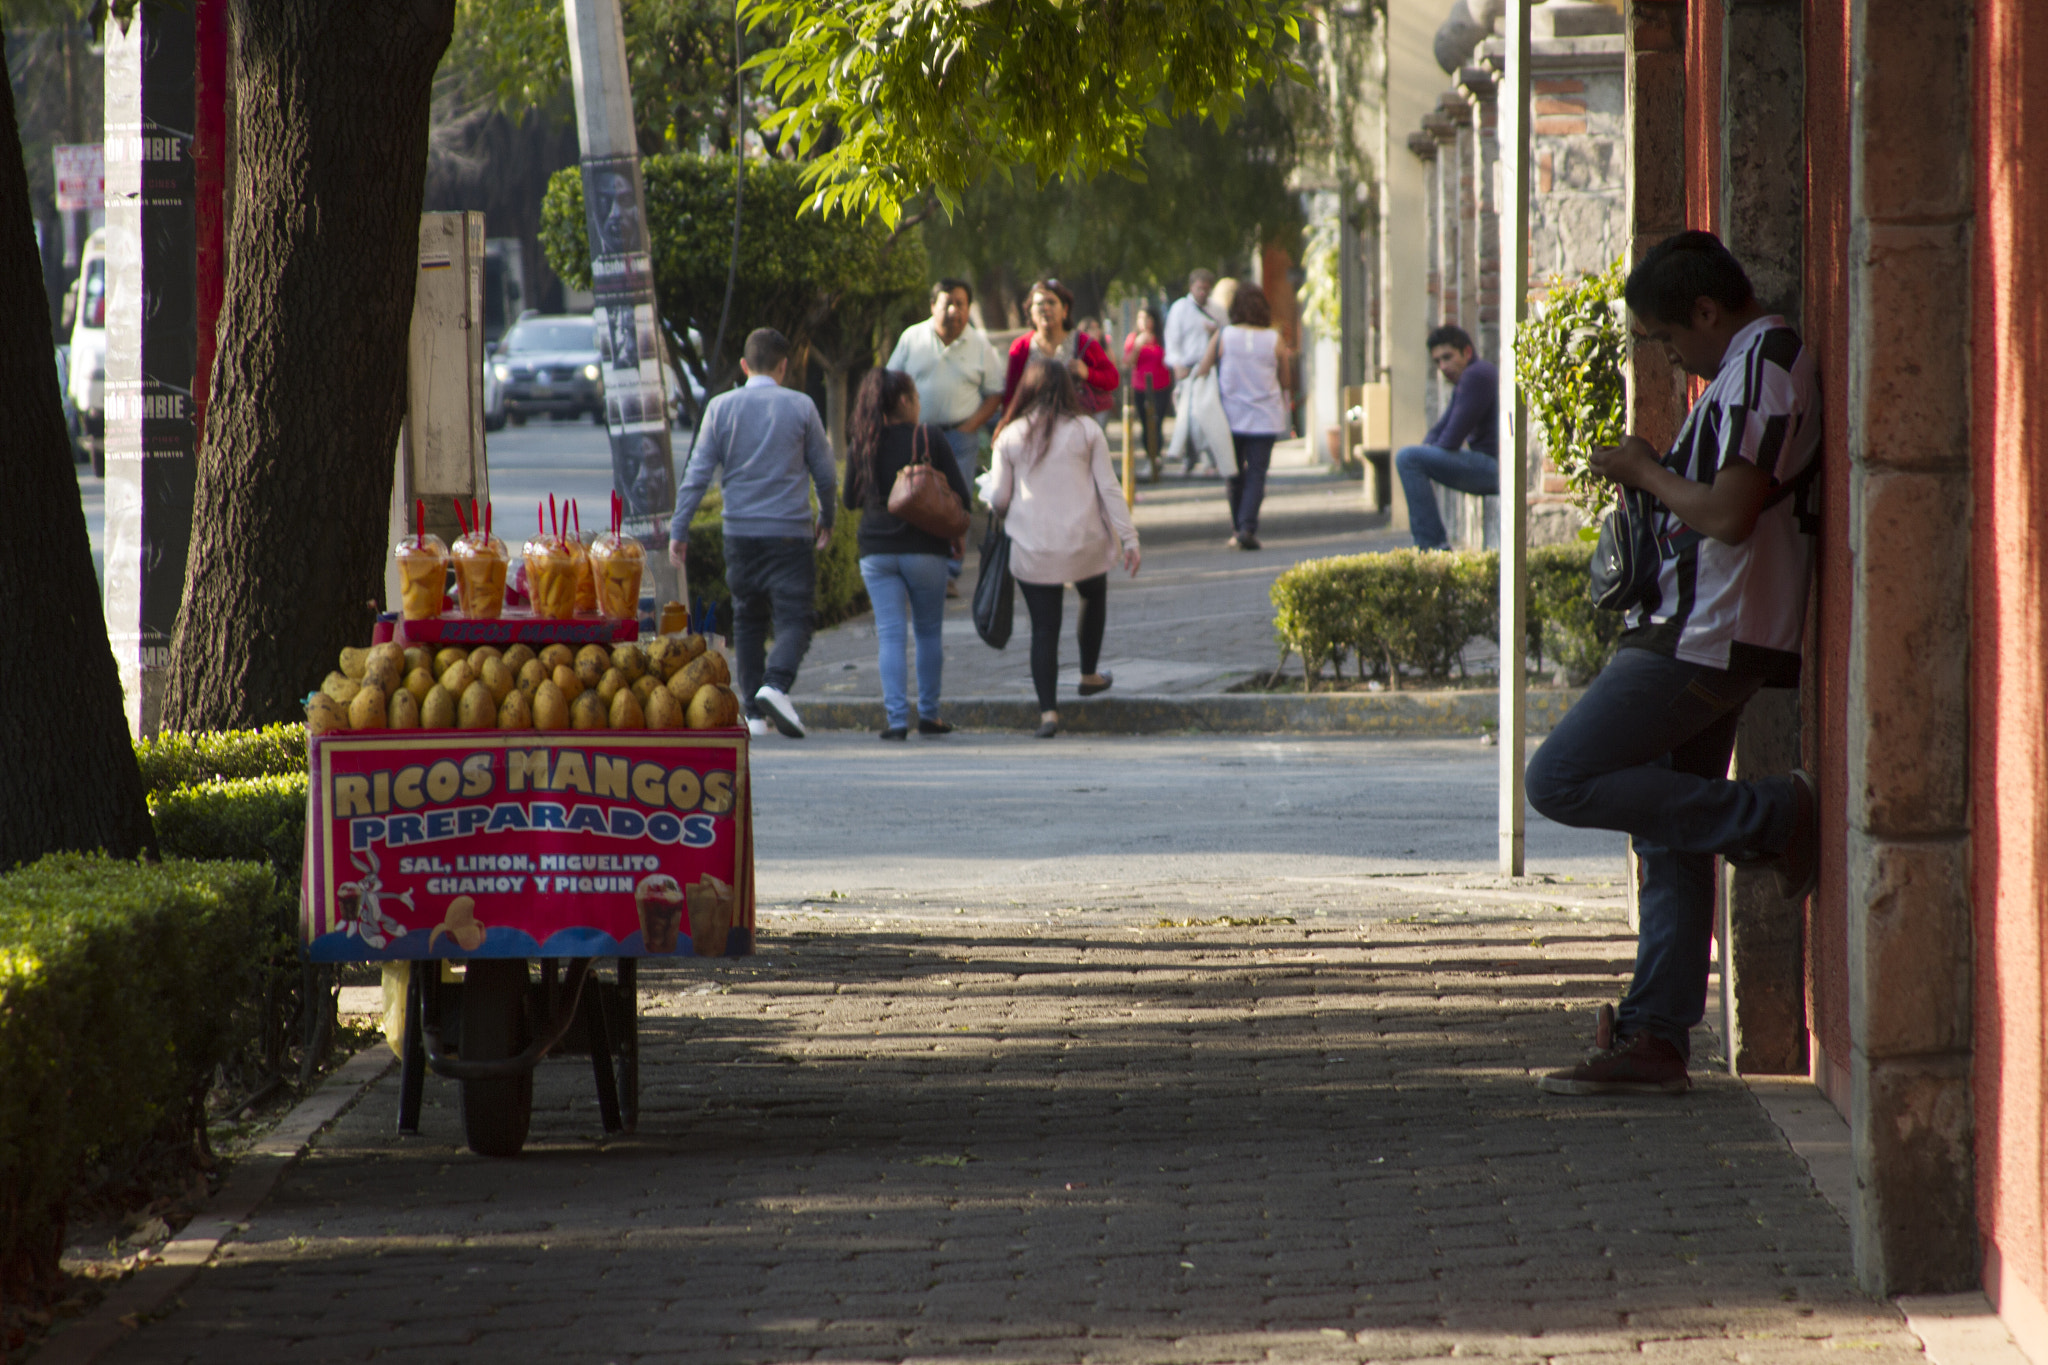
xmin=795 ymin=688 xmax=1586 ymax=735
xmin=34 ymin=1048 xmax=395 ymax=1365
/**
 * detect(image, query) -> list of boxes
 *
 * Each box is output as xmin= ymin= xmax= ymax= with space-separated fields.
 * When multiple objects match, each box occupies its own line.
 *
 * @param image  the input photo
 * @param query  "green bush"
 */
xmin=1 ymin=855 xmax=275 ymax=1287
xmin=134 ymin=723 xmax=306 ymax=800
xmin=683 ymin=488 xmax=868 ymax=634
xmin=1515 ymin=259 xmax=1628 ymax=521
xmin=152 ymin=775 xmax=310 ymax=886
xmin=1270 ymin=547 xmax=1619 ymax=688
xmin=1528 ymin=544 xmax=1625 ymax=685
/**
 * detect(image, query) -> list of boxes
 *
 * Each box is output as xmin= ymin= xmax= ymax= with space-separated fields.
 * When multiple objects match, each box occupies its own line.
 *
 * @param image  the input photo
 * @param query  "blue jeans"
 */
xmin=1396 ymin=443 xmax=1498 ymax=550
xmin=1228 ymin=434 xmax=1277 ymax=536
xmin=941 ymin=427 xmax=979 ymax=584
xmin=1525 ymin=647 xmax=1800 ymax=1057
xmin=723 ymin=535 xmax=815 ymax=714
xmin=859 ymin=553 xmax=949 ymax=728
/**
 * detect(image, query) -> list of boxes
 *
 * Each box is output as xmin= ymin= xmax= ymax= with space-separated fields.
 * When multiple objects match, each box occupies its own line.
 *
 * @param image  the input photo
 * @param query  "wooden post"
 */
xmin=1497 ymin=0 xmax=1531 ymax=876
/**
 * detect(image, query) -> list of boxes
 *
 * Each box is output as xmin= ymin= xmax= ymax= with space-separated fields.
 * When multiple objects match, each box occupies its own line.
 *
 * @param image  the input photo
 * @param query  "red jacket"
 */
xmin=1003 ymin=330 xmax=1120 ymax=415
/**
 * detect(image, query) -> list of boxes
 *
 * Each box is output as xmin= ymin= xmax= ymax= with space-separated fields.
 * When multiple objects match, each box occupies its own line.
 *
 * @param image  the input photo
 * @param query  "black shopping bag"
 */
xmin=972 ymin=515 xmax=1014 ymax=649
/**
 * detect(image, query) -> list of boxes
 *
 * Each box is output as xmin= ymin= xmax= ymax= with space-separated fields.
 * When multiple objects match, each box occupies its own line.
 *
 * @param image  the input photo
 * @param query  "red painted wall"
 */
xmin=1974 ymin=0 xmax=2048 ymax=1321
xmin=1800 ymin=0 xmax=1854 ymax=1099
xmin=1686 ymin=0 xmax=1723 ymax=234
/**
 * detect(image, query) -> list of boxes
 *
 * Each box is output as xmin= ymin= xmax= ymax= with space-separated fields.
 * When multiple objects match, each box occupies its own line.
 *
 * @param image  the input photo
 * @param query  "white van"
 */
xmin=67 ymin=227 xmax=107 ymax=476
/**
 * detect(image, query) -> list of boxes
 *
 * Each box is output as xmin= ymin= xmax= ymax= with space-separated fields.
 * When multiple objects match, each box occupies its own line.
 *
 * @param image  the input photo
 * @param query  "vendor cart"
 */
xmin=300 ymin=614 xmax=753 ymax=1158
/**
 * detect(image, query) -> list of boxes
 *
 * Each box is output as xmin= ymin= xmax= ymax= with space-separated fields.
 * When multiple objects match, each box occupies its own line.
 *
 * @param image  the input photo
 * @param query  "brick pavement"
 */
xmin=97 ymin=880 xmax=1924 ymax=1364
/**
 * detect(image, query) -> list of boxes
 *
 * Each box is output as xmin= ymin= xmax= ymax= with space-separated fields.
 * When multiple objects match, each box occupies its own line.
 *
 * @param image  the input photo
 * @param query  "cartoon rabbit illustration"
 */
xmin=336 ymin=849 xmax=414 ymax=949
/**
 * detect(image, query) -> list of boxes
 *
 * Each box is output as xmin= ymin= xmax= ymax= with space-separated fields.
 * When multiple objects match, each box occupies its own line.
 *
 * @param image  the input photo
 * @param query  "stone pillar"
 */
xmin=1459 ymin=65 xmax=1502 ymax=365
xmin=1408 ymin=130 xmax=1443 ymax=429
xmin=1447 ymin=93 xmax=1479 ymax=342
xmin=1843 ymin=0 xmax=1977 ymax=1297
xmin=1718 ymin=0 xmax=1809 ymax=1078
xmin=1623 ymin=0 xmax=1687 ymax=451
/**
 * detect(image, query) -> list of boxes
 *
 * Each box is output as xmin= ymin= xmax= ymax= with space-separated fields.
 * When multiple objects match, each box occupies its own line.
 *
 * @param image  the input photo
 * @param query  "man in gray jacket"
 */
xmin=667 ymin=328 xmax=836 ymax=738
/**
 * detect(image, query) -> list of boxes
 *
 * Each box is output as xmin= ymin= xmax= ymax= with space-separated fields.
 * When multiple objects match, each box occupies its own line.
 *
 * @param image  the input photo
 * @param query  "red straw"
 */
xmin=414 ymin=499 xmax=425 ymax=550
xmin=538 ymin=502 xmax=544 ymax=537
xmin=451 ymin=498 xmax=468 ymax=537
xmin=549 ymin=494 xmax=558 ymax=540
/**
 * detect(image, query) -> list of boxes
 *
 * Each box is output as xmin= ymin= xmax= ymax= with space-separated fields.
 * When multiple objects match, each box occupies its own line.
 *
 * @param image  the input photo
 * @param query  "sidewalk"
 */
xmin=796 ymin=438 xmax=1414 ymax=720
xmin=85 ymin=735 xmax=1930 ymax=1365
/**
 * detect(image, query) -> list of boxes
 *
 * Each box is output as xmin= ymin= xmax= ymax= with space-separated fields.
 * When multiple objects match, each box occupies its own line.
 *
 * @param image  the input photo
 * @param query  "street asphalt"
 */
xmin=84 ymin=733 xmax=1928 ymax=1365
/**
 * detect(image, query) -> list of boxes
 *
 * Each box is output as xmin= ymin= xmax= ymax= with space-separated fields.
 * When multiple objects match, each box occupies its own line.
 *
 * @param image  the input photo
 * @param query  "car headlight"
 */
xmin=493 ymin=364 xmax=508 ymax=381
xmin=583 ymin=364 xmax=600 ymax=381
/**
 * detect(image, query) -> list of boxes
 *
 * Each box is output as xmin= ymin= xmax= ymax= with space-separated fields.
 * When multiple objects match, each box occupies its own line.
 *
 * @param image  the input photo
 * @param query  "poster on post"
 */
xmin=302 ymin=731 xmax=752 ymax=963
xmin=580 ymin=154 xmax=678 ymax=532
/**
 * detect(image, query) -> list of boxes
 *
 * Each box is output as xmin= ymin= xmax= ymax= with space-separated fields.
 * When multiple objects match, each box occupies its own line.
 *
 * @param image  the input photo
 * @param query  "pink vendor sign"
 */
xmin=301 ymin=730 xmax=753 ymax=962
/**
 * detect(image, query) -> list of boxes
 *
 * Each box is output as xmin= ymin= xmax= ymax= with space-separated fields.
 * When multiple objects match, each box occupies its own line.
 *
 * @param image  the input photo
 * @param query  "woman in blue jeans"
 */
xmin=842 ymin=369 xmax=973 ymax=740
xmin=1194 ymin=282 xmax=1294 ymax=550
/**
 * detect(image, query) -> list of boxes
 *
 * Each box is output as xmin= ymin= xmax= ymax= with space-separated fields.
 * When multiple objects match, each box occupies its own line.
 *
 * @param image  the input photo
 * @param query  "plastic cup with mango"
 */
xmin=393 ymin=533 xmax=449 ymax=620
xmin=451 ymin=532 xmax=509 ymax=619
xmin=570 ymin=538 xmax=597 ymax=613
xmin=524 ymin=534 xmax=578 ymax=619
xmin=589 ymin=532 xmax=646 ymax=619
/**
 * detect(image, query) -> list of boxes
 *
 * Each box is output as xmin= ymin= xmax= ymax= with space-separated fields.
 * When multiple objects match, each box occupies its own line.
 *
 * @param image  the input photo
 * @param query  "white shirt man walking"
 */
xmin=885 ymin=279 xmax=1005 ymax=594
xmin=668 ymin=328 xmax=837 ymax=739
xmin=1163 ymin=268 xmax=1227 ymax=475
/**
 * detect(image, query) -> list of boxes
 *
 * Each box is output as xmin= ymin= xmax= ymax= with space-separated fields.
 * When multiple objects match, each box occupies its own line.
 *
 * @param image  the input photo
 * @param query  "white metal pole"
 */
xmin=1498 ymin=0 xmax=1531 ymax=876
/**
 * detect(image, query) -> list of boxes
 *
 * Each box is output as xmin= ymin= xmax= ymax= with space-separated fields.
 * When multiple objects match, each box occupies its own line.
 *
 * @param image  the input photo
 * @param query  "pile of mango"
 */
xmin=305 ymin=636 xmax=741 ymax=735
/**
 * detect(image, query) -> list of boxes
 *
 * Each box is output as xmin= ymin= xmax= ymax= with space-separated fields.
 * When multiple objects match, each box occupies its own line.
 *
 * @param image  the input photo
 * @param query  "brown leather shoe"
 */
xmin=1538 ymin=1032 xmax=1690 ymax=1096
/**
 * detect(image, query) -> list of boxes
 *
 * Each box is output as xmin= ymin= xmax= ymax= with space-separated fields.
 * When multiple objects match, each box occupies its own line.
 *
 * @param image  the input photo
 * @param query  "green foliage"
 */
xmin=1527 ymin=546 xmax=1625 ymax=686
xmin=446 ymin=0 xmax=769 ymax=153
xmin=543 ymin=153 xmax=926 ymax=386
xmin=921 ymin=93 xmax=1303 ymax=324
xmin=739 ymin=0 xmax=1309 ymax=225
xmin=151 ymin=776 xmax=311 ymax=884
xmin=0 ymin=855 xmax=275 ymax=1281
xmin=134 ymin=724 xmax=307 ymax=800
xmin=681 ymin=490 xmax=868 ymax=633
xmin=1515 ymin=258 xmax=1629 ymax=521
xmin=1269 ymin=547 xmax=1618 ymax=688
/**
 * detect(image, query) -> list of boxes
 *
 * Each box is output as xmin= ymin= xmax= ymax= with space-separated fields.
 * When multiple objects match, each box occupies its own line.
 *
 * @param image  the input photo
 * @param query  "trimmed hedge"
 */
xmin=1 ymin=855 xmax=275 ymax=1285
xmin=682 ymin=488 xmax=868 ymax=634
xmin=1271 ymin=546 xmax=1621 ymax=689
xmin=152 ymin=774 xmax=310 ymax=884
xmin=134 ymin=723 xmax=306 ymax=800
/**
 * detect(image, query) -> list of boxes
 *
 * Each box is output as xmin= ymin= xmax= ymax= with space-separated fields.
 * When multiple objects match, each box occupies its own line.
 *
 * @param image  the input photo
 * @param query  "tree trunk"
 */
xmin=0 ymin=31 xmax=155 ymax=868
xmin=163 ymin=0 xmax=456 ymax=731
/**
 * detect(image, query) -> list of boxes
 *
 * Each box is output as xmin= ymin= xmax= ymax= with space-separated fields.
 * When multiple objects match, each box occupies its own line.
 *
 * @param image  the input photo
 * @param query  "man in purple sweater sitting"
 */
xmin=1395 ymin=325 xmax=1499 ymax=551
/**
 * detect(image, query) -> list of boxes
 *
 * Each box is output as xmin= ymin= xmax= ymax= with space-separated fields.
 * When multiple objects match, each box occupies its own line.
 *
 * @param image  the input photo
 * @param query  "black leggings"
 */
xmin=1018 ymin=574 xmax=1107 ymax=712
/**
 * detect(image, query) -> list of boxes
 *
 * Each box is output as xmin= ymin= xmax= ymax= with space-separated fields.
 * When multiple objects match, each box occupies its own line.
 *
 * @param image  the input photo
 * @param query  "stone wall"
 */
xmin=1405 ymin=17 xmax=1624 ymax=550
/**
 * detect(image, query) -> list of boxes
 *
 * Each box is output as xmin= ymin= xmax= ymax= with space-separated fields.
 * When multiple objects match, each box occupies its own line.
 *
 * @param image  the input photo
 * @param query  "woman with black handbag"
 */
xmin=843 ymin=369 xmax=972 ymax=740
xmin=988 ymin=357 xmax=1142 ymax=738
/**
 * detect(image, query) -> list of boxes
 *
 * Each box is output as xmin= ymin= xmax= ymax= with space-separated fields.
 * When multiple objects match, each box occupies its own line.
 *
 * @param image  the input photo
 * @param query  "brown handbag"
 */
xmin=888 ymin=424 xmax=971 ymax=539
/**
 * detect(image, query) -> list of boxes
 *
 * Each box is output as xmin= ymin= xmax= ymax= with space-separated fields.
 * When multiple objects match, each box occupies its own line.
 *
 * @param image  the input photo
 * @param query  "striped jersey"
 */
xmin=1621 ymin=315 xmax=1821 ymax=685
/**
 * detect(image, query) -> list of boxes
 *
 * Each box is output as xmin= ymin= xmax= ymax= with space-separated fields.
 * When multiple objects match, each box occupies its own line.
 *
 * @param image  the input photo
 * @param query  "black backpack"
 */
xmin=1588 ymin=485 xmax=1669 ymax=613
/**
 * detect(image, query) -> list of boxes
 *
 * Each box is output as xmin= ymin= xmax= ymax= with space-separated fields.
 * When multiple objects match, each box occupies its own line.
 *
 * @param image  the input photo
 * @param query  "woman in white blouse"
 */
xmin=988 ymin=358 xmax=1142 ymax=738
xmin=1195 ymin=282 xmax=1295 ymax=550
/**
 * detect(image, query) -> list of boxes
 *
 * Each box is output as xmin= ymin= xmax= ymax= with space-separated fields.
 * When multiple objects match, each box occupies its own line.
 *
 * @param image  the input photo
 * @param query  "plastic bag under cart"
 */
xmin=299 ymin=727 xmax=755 ymax=1156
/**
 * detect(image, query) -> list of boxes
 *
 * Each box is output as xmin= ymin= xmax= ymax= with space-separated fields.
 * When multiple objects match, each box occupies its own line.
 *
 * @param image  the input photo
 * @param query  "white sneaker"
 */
xmin=746 ymin=716 xmax=770 ymax=738
xmin=753 ymin=686 xmax=806 ymax=738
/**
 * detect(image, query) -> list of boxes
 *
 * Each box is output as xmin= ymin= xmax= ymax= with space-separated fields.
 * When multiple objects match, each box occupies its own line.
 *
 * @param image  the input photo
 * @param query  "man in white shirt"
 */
xmin=885 ymin=279 xmax=1005 ymax=594
xmin=1163 ymin=268 xmax=1226 ymax=475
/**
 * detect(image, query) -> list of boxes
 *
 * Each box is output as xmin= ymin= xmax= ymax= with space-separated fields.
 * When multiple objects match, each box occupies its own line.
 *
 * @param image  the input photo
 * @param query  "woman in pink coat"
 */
xmin=989 ymin=358 xmax=1142 ymax=738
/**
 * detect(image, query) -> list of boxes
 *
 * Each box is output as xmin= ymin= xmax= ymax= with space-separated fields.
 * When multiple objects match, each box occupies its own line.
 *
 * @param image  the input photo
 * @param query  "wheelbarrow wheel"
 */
xmin=461 ymin=959 xmax=533 ymax=1157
